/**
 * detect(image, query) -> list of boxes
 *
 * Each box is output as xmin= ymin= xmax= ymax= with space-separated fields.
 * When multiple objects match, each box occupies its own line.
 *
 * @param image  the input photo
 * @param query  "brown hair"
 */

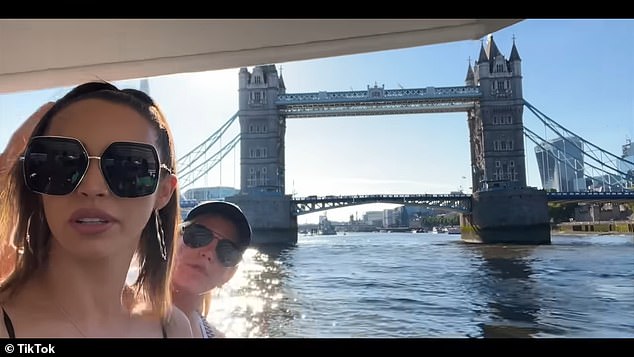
xmin=0 ymin=82 xmax=180 ymax=323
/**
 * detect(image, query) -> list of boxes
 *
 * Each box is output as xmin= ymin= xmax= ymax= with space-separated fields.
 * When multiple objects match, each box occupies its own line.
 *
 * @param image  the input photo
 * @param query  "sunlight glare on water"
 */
xmin=207 ymin=232 xmax=634 ymax=338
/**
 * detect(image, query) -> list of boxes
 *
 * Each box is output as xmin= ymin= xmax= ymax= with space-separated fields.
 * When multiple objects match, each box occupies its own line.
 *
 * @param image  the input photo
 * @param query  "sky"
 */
xmin=1 ymin=19 xmax=633 ymax=223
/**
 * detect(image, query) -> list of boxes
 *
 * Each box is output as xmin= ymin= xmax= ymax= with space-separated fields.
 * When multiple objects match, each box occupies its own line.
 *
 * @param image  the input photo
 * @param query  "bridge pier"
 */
xmin=226 ymin=194 xmax=298 ymax=245
xmin=461 ymin=188 xmax=551 ymax=244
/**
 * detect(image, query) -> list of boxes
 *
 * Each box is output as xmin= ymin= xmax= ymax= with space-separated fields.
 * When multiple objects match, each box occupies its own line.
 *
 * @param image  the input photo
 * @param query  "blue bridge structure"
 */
xmin=290 ymin=191 xmax=634 ymax=216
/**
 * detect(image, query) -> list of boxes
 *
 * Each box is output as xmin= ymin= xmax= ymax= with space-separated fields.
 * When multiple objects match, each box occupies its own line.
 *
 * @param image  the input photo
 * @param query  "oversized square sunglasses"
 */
xmin=181 ymin=223 xmax=245 ymax=268
xmin=21 ymin=136 xmax=172 ymax=198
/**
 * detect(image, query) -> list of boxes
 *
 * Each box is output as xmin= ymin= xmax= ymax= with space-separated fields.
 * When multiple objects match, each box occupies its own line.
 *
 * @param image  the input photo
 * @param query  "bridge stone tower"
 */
xmin=462 ymin=36 xmax=550 ymax=244
xmin=226 ymin=65 xmax=297 ymax=245
xmin=236 ymin=65 xmax=286 ymax=194
xmin=469 ymin=35 xmax=526 ymax=191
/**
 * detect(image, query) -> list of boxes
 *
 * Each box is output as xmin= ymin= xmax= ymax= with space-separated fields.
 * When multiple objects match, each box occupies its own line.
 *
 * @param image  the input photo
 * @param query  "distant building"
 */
xmin=403 ymin=205 xmax=435 ymax=228
xmin=182 ymin=186 xmax=239 ymax=201
xmin=535 ymin=136 xmax=585 ymax=191
xmin=587 ymin=173 xmax=626 ymax=192
xmin=180 ymin=186 xmax=239 ymax=220
xmin=403 ymin=205 xmax=435 ymax=217
xmin=139 ymin=78 xmax=150 ymax=95
xmin=390 ymin=206 xmax=409 ymax=228
xmin=574 ymin=203 xmax=632 ymax=222
xmin=364 ymin=205 xmax=440 ymax=228
xmin=382 ymin=209 xmax=395 ymax=228
xmin=619 ymin=139 xmax=634 ymax=188
xmin=363 ymin=211 xmax=384 ymax=227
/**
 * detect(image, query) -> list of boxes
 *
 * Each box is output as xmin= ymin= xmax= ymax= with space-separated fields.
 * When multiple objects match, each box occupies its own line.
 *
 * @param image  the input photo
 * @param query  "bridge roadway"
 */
xmin=276 ymin=85 xmax=481 ymax=118
xmin=290 ymin=191 xmax=634 ymax=216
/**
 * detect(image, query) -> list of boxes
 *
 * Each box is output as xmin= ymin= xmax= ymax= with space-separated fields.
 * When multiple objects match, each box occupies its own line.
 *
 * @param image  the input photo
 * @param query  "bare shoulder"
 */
xmin=164 ymin=305 xmax=193 ymax=338
xmin=130 ymin=303 xmax=192 ymax=338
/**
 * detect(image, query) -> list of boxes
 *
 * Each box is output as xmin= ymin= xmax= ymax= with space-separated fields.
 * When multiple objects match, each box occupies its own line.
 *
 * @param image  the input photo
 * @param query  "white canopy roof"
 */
xmin=0 ymin=19 xmax=521 ymax=94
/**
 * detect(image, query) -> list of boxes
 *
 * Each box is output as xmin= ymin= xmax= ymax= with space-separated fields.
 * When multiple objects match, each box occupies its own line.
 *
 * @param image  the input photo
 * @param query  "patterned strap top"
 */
xmin=198 ymin=311 xmax=215 ymax=338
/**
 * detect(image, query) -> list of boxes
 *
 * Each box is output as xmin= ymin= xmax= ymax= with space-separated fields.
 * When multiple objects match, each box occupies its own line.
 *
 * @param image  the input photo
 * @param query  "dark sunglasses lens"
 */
xmin=183 ymin=225 xmax=213 ymax=248
xmin=100 ymin=143 xmax=160 ymax=198
xmin=23 ymin=137 xmax=87 ymax=195
xmin=216 ymin=240 xmax=242 ymax=267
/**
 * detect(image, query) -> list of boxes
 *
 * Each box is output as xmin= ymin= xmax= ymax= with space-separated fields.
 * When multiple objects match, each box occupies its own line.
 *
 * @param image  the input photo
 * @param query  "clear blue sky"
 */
xmin=1 ymin=19 xmax=633 ymax=223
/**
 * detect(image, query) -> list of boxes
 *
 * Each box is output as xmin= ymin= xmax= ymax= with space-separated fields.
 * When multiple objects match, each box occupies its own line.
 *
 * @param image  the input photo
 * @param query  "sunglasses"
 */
xmin=21 ymin=136 xmax=172 ymax=198
xmin=182 ymin=223 xmax=244 ymax=268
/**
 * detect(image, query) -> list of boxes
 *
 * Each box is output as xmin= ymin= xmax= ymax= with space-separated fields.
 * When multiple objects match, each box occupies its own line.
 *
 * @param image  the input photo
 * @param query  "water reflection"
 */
xmin=465 ymin=244 xmax=543 ymax=338
xmin=210 ymin=243 xmax=297 ymax=337
xmin=210 ymin=233 xmax=633 ymax=337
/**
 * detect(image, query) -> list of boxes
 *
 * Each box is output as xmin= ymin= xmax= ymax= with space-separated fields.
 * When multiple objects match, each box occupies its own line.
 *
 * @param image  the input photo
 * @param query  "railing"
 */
xmin=546 ymin=191 xmax=634 ymax=202
xmin=276 ymin=86 xmax=481 ymax=105
xmin=291 ymin=194 xmax=472 ymax=215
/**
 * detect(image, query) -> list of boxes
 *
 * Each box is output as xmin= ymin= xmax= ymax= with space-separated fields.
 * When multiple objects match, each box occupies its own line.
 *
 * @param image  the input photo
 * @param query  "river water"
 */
xmin=205 ymin=232 xmax=634 ymax=338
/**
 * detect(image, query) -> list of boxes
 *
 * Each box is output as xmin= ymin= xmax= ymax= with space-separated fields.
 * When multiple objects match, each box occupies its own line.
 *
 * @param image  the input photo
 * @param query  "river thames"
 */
xmin=204 ymin=232 xmax=634 ymax=338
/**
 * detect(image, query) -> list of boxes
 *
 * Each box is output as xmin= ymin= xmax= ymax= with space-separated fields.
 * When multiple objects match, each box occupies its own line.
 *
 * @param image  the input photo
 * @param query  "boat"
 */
xmin=447 ymin=227 xmax=461 ymax=234
xmin=318 ymin=218 xmax=337 ymax=235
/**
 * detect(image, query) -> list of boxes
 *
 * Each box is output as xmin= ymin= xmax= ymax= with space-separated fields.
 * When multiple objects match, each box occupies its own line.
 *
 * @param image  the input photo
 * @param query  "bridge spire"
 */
xmin=477 ymin=39 xmax=488 ymax=63
xmin=465 ymin=59 xmax=475 ymax=86
xmin=509 ymin=35 xmax=522 ymax=62
xmin=485 ymin=34 xmax=501 ymax=61
xmin=278 ymin=65 xmax=286 ymax=90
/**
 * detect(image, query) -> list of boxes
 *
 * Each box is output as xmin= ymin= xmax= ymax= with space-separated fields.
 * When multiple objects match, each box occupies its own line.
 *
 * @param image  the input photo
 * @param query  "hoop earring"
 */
xmin=154 ymin=209 xmax=167 ymax=261
xmin=25 ymin=213 xmax=35 ymax=254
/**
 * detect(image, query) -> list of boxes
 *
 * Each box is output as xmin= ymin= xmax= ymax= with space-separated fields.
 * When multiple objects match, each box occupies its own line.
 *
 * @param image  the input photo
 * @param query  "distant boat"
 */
xmin=318 ymin=227 xmax=336 ymax=235
xmin=318 ymin=219 xmax=337 ymax=235
xmin=447 ymin=227 xmax=461 ymax=234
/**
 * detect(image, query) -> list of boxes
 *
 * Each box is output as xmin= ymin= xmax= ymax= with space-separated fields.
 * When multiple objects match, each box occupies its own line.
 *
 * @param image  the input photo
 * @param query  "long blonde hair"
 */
xmin=200 ymin=292 xmax=213 ymax=317
xmin=0 ymin=82 xmax=181 ymax=324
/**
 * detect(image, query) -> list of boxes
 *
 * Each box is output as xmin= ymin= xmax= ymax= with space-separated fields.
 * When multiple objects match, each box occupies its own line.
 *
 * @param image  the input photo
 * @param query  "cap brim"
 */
xmin=185 ymin=201 xmax=251 ymax=247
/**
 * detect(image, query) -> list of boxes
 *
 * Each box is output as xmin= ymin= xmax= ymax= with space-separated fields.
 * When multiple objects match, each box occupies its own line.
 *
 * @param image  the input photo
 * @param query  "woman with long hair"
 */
xmin=0 ymin=82 xmax=192 ymax=337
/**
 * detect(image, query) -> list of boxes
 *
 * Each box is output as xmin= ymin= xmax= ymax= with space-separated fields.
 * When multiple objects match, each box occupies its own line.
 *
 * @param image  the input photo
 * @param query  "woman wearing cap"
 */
xmin=171 ymin=201 xmax=251 ymax=338
xmin=0 ymin=82 xmax=191 ymax=338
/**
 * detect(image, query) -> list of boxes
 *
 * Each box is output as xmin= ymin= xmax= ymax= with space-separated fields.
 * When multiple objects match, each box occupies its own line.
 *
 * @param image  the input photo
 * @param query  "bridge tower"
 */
xmin=227 ymin=65 xmax=297 ymax=245
xmin=463 ymin=36 xmax=550 ymax=244
xmin=236 ymin=65 xmax=287 ymax=194
xmin=469 ymin=35 xmax=526 ymax=191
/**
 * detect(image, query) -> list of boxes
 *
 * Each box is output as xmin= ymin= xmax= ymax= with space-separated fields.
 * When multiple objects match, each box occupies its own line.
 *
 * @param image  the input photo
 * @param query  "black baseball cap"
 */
xmin=185 ymin=201 xmax=252 ymax=247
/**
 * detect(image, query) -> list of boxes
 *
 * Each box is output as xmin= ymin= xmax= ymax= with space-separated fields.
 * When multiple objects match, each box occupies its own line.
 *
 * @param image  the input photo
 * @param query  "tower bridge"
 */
xmin=222 ymin=35 xmax=553 ymax=245
xmin=178 ymin=35 xmax=633 ymax=245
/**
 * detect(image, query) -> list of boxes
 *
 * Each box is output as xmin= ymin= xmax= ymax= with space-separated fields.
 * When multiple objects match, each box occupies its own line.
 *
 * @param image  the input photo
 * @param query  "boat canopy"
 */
xmin=0 ymin=19 xmax=521 ymax=94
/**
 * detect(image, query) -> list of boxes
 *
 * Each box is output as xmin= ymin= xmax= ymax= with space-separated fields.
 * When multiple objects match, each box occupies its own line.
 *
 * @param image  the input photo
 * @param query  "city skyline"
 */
xmin=535 ymin=136 xmax=586 ymax=192
xmin=1 ymin=19 xmax=633 ymax=223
